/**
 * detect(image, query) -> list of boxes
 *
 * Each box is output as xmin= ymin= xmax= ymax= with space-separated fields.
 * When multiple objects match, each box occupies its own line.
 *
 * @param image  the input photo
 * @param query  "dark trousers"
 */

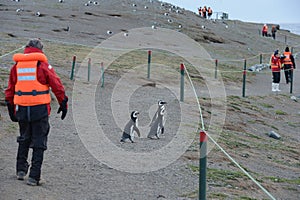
xmin=16 ymin=116 xmax=50 ymax=181
xmin=284 ymin=64 xmax=292 ymax=83
xmin=272 ymin=71 xmax=280 ymax=83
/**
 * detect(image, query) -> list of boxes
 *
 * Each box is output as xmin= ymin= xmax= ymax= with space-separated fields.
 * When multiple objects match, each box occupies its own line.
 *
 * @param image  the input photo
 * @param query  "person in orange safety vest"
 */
xmin=262 ymin=24 xmax=268 ymax=37
xmin=270 ymin=50 xmax=283 ymax=92
xmin=198 ymin=7 xmax=202 ymax=16
xmin=202 ymin=6 xmax=207 ymax=18
xmin=282 ymin=46 xmax=296 ymax=84
xmin=5 ymin=39 xmax=68 ymax=186
xmin=207 ymin=7 xmax=213 ymax=19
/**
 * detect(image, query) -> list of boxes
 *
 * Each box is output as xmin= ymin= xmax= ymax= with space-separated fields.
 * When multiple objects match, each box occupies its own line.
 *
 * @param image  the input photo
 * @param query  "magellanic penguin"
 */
xmin=120 ymin=111 xmax=141 ymax=143
xmin=147 ymin=100 xmax=167 ymax=139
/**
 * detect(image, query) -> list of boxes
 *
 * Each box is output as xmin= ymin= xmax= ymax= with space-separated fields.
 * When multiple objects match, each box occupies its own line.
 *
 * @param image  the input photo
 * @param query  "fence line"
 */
xmin=184 ymin=64 xmax=277 ymax=200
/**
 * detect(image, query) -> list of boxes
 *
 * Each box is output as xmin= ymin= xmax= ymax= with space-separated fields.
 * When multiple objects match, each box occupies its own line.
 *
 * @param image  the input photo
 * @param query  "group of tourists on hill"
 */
xmin=270 ymin=46 xmax=296 ymax=92
xmin=198 ymin=6 xmax=213 ymax=19
xmin=262 ymin=24 xmax=278 ymax=40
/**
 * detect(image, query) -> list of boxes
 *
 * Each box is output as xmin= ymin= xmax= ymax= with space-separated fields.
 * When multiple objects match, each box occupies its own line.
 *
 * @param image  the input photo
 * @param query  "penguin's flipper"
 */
xmin=134 ymin=126 xmax=141 ymax=137
xmin=161 ymin=127 xmax=164 ymax=134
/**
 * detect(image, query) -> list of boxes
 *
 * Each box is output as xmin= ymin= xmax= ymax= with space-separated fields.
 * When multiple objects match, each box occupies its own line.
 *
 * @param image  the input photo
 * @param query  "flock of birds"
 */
xmin=120 ymin=100 xmax=167 ymax=143
xmin=12 ymin=0 xmax=187 ymax=35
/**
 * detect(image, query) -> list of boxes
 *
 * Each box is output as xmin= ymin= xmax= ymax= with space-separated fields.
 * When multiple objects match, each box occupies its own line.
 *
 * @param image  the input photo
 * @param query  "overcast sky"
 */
xmin=164 ymin=0 xmax=300 ymax=24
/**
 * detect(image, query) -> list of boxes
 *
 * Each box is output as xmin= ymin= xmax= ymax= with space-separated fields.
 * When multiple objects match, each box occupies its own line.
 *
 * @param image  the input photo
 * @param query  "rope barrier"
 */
xmin=0 ymin=46 xmax=25 ymax=59
xmin=184 ymin=65 xmax=277 ymax=200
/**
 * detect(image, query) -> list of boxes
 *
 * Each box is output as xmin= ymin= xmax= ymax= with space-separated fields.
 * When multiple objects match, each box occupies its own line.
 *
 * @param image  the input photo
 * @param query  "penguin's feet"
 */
xmin=120 ymin=139 xmax=125 ymax=143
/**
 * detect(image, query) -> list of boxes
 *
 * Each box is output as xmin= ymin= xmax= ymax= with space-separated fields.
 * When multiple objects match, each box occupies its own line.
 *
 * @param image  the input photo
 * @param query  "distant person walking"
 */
xmin=262 ymin=24 xmax=268 ymax=37
xmin=5 ymin=39 xmax=68 ymax=186
xmin=270 ymin=50 xmax=282 ymax=92
xmin=207 ymin=7 xmax=213 ymax=19
xmin=198 ymin=7 xmax=202 ymax=16
xmin=282 ymin=46 xmax=296 ymax=84
xmin=271 ymin=25 xmax=277 ymax=39
xmin=202 ymin=6 xmax=207 ymax=18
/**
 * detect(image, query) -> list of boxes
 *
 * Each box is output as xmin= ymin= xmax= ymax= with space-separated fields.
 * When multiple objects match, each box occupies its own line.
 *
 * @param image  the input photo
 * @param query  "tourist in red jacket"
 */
xmin=262 ymin=24 xmax=268 ymax=37
xmin=5 ymin=39 xmax=68 ymax=186
xmin=270 ymin=50 xmax=282 ymax=92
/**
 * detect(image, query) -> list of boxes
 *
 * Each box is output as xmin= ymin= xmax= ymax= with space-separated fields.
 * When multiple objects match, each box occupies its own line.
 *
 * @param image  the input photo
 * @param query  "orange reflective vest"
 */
xmin=262 ymin=25 xmax=268 ymax=32
xmin=283 ymin=52 xmax=293 ymax=65
xmin=208 ymin=8 xmax=212 ymax=14
xmin=270 ymin=55 xmax=281 ymax=72
xmin=13 ymin=53 xmax=51 ymax=106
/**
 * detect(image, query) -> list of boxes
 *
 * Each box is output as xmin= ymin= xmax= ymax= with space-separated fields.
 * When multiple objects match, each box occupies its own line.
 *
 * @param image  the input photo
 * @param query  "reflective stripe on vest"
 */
xmin=13 ymin=53 xmax=51 ymax=106
xmin=283 ymin=52 xmax=292 ymax=65
xmin=271 ymin=55 xmax=281 ymax=71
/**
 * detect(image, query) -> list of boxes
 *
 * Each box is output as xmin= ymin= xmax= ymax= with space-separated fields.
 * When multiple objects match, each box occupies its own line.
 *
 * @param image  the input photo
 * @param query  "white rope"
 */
xmin=0 ymin=46 xmax=25 ymax=59
xmin=183 ymin=65 xmax=205 ymax=131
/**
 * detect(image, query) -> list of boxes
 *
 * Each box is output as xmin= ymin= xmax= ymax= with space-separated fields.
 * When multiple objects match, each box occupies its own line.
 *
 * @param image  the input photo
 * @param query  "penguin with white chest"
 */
xmin=120 ymin=111 xmax=141 ymax=143
xmin=147 ymin=100 xmax=167 ymax=139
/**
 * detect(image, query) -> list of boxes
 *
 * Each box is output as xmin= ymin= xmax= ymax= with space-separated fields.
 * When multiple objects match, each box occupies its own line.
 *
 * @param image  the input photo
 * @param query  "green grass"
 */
xmin=180 ymin=190 xmax=198 ymax=198
xmin=275 ymin=110 xmax=287 ymax=115
xmin=265 ymin=177 xmax=300 ymax=184
xmin=188 ymin=165 xmax=247 ymax=183
xmin=208 ymin=193 xmax=228 ymax=199
xmin=259 ymin=103 xmax=273 ymax=108
xmin=270 ymin=125 xmax=279 ymax=130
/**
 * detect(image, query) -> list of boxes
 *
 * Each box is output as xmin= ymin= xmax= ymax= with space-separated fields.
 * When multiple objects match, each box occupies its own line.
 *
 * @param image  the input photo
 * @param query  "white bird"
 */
xmin=291 ymin=96 xmax=297 ymax=102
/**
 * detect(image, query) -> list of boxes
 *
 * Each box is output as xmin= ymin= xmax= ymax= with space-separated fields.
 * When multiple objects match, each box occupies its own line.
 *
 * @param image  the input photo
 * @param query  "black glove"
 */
xmin=57 ymin=96 xmax=68 ymax=120
xmin=5 ymin=101 xmax=18 ymax=122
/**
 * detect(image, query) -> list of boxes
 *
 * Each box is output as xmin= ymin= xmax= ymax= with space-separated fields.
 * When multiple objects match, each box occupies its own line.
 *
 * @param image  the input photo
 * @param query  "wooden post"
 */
xmin=242 ymin=59 xmax=247 ymax=97
xmin=199 ymin=130 xmax=207 ymax=200
xmin=70 ymin=55 xmax=76 ymax=80
xmin=180 ymin=63 xmax=185 ymax=102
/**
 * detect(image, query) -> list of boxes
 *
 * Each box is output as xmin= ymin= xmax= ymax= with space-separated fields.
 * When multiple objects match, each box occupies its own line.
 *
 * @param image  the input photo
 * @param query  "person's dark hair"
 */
xmin=285 ymin=46 xmax=289 ymax=52
xmin=26 ymin=39 xmax=43 ymax=50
